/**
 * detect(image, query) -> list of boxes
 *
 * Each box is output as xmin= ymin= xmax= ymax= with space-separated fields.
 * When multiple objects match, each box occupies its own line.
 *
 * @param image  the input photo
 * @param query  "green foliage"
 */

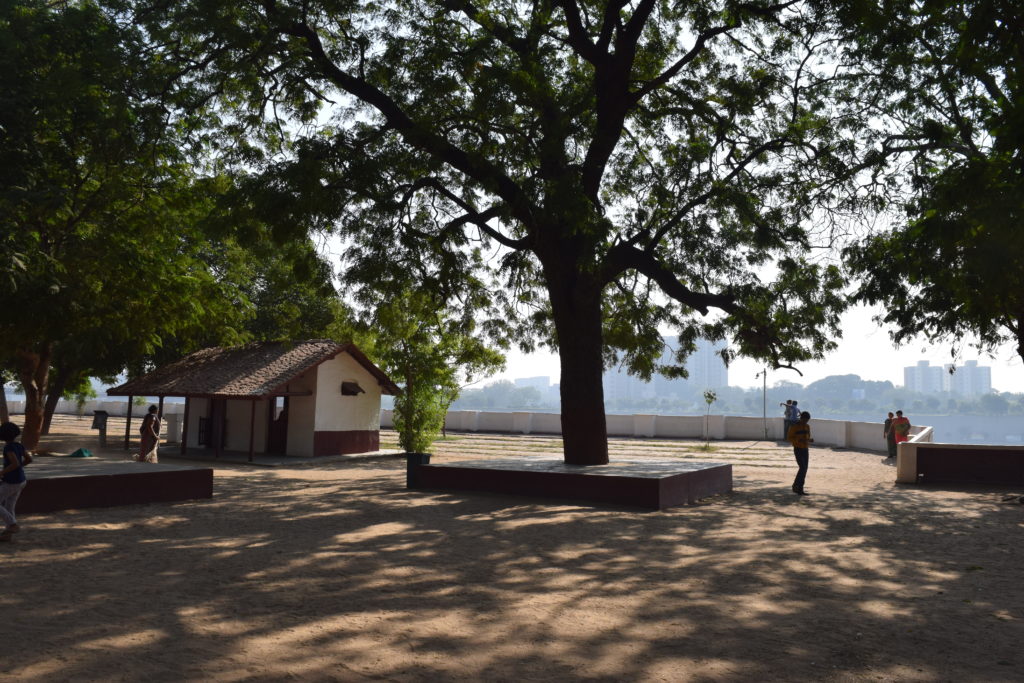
xmin=0 ymin=1 xmax=344 ymax=445
xmin=842 ymin=0 xmax=1024 ymax=363
xmin=133 ymin=0 xmax=882 ymax=462
xmin=363 ymin=288 xmax=505 ymax=454
xmin=393 ymin=382 xmax=447 ymax=454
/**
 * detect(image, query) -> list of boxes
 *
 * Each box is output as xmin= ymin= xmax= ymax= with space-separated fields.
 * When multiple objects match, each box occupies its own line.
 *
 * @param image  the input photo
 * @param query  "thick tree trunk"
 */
xmin=42 ymin=365 xmax=73 ymax=435
xmin=548 ymin=273 xmax=609 ymax=466
xmin=0 ymin=382 xmax=8 ymax=424
xmin=15 ymin=345 xmax=52 ymax=450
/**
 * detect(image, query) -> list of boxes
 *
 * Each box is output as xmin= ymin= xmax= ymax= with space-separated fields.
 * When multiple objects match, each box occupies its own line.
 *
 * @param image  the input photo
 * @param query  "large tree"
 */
xmin=139 ymin=0 xmax=865 ymax=464
xmin=0 ymin=1 xmax=344 ymax=447
xmin=843 ymin=0 xmax=1024 ymax=365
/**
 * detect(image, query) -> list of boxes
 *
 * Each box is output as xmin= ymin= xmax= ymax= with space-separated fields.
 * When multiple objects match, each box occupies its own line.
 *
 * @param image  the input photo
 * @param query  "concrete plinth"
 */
xmin=18 ymin=457 xmax=213 ymax=514
xmin=409 ymin=456 xmax=732 ymax=510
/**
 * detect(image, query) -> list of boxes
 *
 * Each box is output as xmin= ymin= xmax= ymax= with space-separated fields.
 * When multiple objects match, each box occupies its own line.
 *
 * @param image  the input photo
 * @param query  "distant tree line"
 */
xmin=444 ymin=373 xmax=1024 ymax=418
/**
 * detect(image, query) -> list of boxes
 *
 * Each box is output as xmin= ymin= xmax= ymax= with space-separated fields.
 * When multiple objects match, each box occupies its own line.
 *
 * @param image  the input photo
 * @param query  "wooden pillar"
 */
xmin=180 ymin=397 xmax=190 ymax=456
xmin=157 ymin=396 xmax=165 ymax=445
xmin=248 ymin=399 xmax=257 ymax=463
xmin=214 ymin=401 xmax=222 ymax=460
xmin=124 ymin=396 xmax=134 ymax=449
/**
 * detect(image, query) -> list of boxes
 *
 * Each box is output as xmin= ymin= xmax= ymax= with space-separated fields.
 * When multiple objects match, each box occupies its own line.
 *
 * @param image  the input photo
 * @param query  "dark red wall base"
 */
xmin=917 ymin=447 xmax=1024 ymax=485
xmin=19 ymin=467 xmax=213 ymax=514
xmin=313 ymin=430 xmax=380 ymax=456
xmin=411 ymin=459 xmax=732 ymax=510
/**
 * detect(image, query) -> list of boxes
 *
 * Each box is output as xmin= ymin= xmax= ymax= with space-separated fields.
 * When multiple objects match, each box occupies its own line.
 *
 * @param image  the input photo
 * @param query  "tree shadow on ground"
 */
xmin=3 ymin=455 xmax=1023 ymax=681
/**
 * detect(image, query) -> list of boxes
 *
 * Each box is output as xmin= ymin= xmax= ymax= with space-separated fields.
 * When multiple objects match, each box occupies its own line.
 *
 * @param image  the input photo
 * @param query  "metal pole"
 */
xmin=762 ymin=368 xmax=768 ymax=440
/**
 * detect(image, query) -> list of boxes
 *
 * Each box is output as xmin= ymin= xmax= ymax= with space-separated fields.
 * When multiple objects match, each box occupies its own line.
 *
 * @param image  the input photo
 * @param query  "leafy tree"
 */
xmin=138 ymin=0 xmax=875 ymax=464
xmin=0 ymin=1 xmax=221 ymax=446
xmin=979 ymin=392 xmax=1009 ymax=415
xmin=0 ymin=2 xmax=344 ymax=447
xmin=359 ymin=288 xmax=505 ymax=453
xmin=843 ymin=0 xmax=1024 ymax=365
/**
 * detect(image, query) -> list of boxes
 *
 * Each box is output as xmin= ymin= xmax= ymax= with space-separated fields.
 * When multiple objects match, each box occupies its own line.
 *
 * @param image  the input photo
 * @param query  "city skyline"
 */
xmin=490 ymin=305 xmax=1024 ymax=393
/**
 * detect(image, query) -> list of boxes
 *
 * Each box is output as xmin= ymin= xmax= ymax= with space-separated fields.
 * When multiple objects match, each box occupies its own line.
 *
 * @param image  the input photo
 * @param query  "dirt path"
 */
xmin=3 ymin=416 xmax=1022 ymax=681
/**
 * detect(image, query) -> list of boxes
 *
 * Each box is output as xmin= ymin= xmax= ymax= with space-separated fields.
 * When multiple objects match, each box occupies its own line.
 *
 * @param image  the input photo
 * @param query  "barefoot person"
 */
xmin=0 ymin=421 xmax=30 ymax=541
xmin=787 ymin=411 xmax=814 ymax=496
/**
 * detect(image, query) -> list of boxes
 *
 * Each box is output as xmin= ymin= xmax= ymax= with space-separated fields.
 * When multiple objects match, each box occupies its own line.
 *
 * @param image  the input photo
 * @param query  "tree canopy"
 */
xmin=134 ymin=0 xmax=875 ymax=464
xmin=843 ymin=0 xmax=1024 ymax=365
xmin=0 ymin=0 xmax=344 ymax=447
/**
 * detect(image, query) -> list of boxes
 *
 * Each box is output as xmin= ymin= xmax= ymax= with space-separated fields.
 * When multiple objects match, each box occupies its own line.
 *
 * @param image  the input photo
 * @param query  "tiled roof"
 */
xmin=108 ymin=340 xmax=399 ymax=398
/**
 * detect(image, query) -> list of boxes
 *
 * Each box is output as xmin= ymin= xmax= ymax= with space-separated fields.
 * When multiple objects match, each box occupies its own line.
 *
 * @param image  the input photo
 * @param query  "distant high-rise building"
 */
xmin=904 ymin=360 xmax=944 ymax=393
xmin=603 ymin=336 xmax=729 ymax=401
xmin=943 ymin=360 xmax=992 ymax=396
xmin=667 ymin=336 xmax=728 ymax=390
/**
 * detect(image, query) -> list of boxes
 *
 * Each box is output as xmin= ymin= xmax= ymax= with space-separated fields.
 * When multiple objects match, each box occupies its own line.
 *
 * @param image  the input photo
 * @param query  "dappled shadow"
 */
xmin=3 ymin=450 xmax=1023 ymax=681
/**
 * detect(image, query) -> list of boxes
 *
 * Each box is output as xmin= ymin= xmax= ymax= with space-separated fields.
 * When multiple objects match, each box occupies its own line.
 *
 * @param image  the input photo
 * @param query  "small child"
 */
xmin=0 ymin=421 xmax=30 ymax=541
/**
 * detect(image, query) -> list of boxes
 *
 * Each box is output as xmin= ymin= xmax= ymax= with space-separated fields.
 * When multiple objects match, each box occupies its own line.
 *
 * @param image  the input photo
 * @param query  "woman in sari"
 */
xmin=137 ymin=405 xmax=160 ymax=463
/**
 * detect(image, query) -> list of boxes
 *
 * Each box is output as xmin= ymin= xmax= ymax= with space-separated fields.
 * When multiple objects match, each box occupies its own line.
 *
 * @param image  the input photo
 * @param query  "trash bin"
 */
xmin=91 ymin=410 xmax=109 ymax=447
xmin=405 ymin=452 xmax=431 ymax=488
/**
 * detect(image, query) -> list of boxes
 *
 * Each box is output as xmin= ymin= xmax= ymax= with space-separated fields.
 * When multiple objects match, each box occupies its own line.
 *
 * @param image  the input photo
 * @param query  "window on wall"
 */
xmin=341 ymin=381 xmax=364 ymax=396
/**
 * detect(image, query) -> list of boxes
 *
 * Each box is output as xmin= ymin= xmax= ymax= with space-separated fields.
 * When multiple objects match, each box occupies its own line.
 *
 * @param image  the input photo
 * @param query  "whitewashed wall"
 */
xmin=314 ymin=354 xmax=382 ymax=432
xmin=378 ymin=408 xmax=933 ymax=453
xmin=23 ymin=401 xmax=932 ymax=453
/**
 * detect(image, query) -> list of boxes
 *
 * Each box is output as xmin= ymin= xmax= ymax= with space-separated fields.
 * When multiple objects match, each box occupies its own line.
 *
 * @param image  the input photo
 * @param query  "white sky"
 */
xmin=488 ymin=304 xmax=1024 ymax=393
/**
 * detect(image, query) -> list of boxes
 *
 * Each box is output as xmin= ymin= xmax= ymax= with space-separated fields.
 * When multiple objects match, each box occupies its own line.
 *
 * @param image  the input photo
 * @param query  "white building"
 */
xmin=904 ymin=360 xmax=945 ymax=394
xmin=943 ymin=360 xmax=993 ymax=396
xmin=603 ymin=336 xmax=729 ymax=401
xmin=109 ymin=340 xmax=398 ymax=459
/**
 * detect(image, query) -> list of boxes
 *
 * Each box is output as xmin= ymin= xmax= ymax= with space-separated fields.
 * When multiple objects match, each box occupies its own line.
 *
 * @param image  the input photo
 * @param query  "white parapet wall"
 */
xmin=5 ymin=399 xmax=187 ymax=418
xmin=377 ymin=408 xmax=924 ymax=452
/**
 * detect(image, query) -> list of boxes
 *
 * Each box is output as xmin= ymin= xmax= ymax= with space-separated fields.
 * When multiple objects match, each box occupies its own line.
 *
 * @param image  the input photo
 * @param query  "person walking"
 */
xmin=136 ymin=405 xmax=161 ymax=463
xmin=883 ymin=412 xmax=897 ymax=459
xmin=787 ymin=411 xmax=813 ymax=495
xmin=0 ymin=421 xmax=30 ymax=541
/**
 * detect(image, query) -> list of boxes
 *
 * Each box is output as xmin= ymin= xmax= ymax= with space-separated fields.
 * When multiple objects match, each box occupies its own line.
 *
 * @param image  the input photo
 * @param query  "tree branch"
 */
xmin=263 ymin=3 xmax=538 ymax=225
xmin=602 ymin=244 xmax=739 ymax=315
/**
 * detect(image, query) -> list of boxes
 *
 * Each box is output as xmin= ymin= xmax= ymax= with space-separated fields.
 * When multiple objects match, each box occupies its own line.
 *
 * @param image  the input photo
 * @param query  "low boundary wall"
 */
xmin=382 ymin=409 xmax=932 ymax=452
xmin=10 ymin=402 xmax=933 ymax=455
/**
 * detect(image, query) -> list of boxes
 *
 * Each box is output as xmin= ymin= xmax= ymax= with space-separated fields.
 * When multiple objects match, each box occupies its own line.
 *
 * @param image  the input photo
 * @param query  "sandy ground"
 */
xmin=2 ymin=414 xmax=1023 ymax=682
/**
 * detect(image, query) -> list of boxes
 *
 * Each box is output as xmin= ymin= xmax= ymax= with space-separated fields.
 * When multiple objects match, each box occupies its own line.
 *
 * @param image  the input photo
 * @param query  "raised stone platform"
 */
xmin=18 ymin=457 xmax=214 ymax=514
xmin=409 ymin=456 xmax=732 ymax=510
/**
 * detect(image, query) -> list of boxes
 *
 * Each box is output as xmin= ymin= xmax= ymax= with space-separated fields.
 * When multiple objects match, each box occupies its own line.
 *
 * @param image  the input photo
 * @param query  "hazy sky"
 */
xmin=489 ymin=304 xmax=1024 ymax=393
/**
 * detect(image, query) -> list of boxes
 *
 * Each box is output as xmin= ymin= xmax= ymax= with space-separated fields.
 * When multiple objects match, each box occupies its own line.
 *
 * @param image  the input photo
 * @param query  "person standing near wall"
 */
xmin=786 ymin=400 xmax=801 ymax=439
xmin=787 ymin=411 xmax=813 ymax=496
xmin=781 ymin=400 xmax=793 ymax=438
xmin=892 ymin=410 xmax=911 ymax=447
xmin=883 ymin=412 xmax=897 ymax=459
